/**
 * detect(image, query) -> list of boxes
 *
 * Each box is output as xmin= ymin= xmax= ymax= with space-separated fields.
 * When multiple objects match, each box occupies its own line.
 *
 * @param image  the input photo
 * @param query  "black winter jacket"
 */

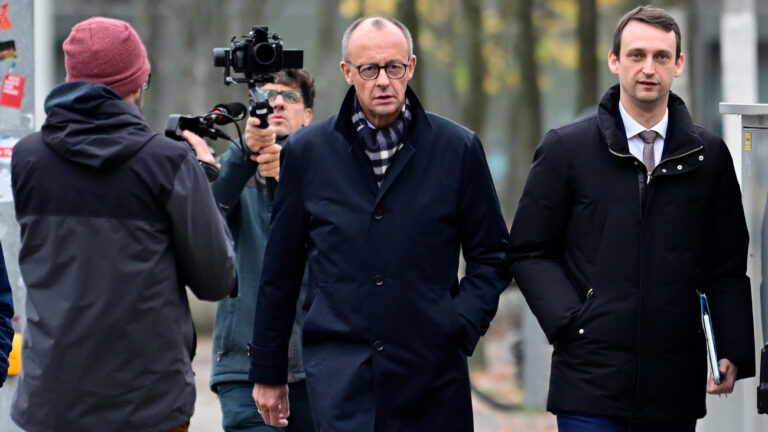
xmin=10 ymin=82 xmax=237 ymax=431
xmin=508 ymin=85 xmax=754 ymax=422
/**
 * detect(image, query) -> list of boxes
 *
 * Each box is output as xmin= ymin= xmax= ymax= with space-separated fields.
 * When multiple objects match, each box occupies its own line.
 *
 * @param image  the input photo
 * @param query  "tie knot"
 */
xmin=639 ymin=130 xmax=658 ymax=146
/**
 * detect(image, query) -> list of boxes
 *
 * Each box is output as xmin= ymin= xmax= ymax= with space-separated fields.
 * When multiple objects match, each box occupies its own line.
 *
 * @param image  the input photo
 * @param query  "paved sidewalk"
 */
xmin=190 ymin=337 xmax=557 ymax=432
xmin=190 ymin=336 xmax=223 ymax=431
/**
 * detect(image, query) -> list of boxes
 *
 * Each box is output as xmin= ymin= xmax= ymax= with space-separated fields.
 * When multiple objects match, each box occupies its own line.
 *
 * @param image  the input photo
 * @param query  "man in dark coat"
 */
xmin=249 ymin=16 xmax=510 ymax=432
xmin=508 ymin=5 xmax=754 ymax=432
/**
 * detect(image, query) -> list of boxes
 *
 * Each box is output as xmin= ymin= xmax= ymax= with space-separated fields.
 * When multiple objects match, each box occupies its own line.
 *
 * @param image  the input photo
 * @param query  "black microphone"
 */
xmin=208 ymin=102 xmax=247 ymax=125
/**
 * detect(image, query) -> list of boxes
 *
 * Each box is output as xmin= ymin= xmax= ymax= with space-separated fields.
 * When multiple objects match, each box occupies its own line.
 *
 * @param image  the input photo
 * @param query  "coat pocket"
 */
xmin=556 ymin=288 xmax=597 ymax=344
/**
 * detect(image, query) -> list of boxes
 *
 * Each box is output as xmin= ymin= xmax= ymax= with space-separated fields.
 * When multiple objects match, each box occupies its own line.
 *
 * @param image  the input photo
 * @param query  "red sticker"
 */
xmin=0 ymin=3 xmax=10 ymax=31
xmin=0 ymin=73 xmax=24 ymax=109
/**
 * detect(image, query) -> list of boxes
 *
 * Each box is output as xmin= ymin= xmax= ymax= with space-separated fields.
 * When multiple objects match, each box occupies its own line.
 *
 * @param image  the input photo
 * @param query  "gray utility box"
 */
xmin=698 ymin=103 xmax=768 ymax=432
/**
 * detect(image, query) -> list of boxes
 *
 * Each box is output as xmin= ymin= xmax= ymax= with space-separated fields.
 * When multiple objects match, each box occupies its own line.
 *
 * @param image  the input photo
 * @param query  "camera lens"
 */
xmin=253 ymin=43 xmax=277 ymax=65
xmin=212 ymin=48 xmax=230 ymax=67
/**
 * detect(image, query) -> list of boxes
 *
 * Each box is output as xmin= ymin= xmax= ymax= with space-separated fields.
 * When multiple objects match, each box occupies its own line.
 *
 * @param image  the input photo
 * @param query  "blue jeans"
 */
xmin=557 ymin=413 xmax=696 ymax=432
xmin=217 ymin=381 xmax=315 ymax=432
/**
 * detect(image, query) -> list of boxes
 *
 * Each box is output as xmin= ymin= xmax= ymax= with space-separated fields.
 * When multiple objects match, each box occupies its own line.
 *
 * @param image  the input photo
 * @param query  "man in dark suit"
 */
xmin=508 ymin=5 xmax=754 ymax=432
xmin=248 ymin=16 xmax=510 ymax=432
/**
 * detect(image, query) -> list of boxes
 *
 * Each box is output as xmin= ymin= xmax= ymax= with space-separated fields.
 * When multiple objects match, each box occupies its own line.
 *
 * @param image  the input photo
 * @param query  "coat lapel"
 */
xmin=374 ymin=87 xmax=431 ymax=205
xmin=348 ymin=137 xmax=379 ymax=198
xmin=375 ymin=142 xmax=414 ymax=205
xmin=334 ymin=86 xmax=432 ymax=204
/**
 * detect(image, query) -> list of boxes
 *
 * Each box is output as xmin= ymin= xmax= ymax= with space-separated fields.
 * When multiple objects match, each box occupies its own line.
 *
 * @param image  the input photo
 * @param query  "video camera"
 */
xmin=163 ymin=27 xmax=302 ymax=188
xmin=164 ymin=102 xmax=247 ymax=181
xmin=213 ymin=26 xmax=303 ymax=85
xmin=213 ymin=27 xmax=303 ymax=130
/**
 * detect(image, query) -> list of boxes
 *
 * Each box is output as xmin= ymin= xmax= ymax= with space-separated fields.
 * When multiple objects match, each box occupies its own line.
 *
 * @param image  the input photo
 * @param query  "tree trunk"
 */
xmin=501 ymin=0 xmax=541 ymax=217
xmin=460 ymin=0 xmax=488 ymax=135
xmin=397 ymin=0 xmax=422 ymax=95
xmin=315 ymin=0 xmax=342 ymax=119
xmin=576 ymin=0 xmax=598 ymax=114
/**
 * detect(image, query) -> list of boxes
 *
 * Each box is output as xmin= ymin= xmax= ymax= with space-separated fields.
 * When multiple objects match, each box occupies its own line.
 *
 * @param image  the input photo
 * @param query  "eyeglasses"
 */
xmin=142 ymin=73 xmax=151 ymax=91
xmin=346 ymin=61 xmax=409 ymax=80
xmin=260 ymin=89 xmax=303 ymax=104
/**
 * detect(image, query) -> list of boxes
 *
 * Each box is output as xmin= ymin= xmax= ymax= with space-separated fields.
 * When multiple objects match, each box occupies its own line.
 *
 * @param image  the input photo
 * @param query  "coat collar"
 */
xmin=333 ymin=85 xmax=431 ymax=145
xmin=333 ymin=85 xmax=432 ymax=201
xmin=597 ymin=84 xmax=702 ymax=161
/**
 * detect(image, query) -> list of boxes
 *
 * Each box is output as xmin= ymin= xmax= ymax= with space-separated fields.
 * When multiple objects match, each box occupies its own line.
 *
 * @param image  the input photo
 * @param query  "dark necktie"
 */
xmin=639 ymin=129 xmax=658 ymax=172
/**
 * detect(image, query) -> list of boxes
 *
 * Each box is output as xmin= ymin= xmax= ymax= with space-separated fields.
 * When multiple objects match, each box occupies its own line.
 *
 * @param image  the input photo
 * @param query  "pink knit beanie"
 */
xmin=63 ymin=17 xmax=151 ymax=98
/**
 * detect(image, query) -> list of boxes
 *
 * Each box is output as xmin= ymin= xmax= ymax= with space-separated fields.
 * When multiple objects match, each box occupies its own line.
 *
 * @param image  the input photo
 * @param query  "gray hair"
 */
xmin=341 ymin=16 xmax=413 ymax=62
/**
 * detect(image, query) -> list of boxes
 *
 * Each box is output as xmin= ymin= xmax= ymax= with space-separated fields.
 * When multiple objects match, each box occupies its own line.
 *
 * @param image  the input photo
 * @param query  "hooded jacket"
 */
xmin=508 ymin=85 xmax=755 ymax=422
xmin=10 ymin=82 xmax=237 ymax=432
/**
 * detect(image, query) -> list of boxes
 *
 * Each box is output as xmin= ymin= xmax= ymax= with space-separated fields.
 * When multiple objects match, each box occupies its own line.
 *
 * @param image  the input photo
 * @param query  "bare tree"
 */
xmin=499 ymin=0 xmax=542 ymax=217
xmin=397 ymin=0 xmax=423 ymax=95
xmin=576 ymin=0 xmax=598 ymax=113
xmin=460 ymin=0 xmax=488 ymax=135
xmin=315 ymin=0 xmax=343 ymax=119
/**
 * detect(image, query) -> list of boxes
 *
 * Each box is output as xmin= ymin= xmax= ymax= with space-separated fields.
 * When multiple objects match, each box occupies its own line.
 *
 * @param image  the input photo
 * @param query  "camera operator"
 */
xmin=209 ymin=69 xmax=316 ymax=432
xmin=10 ymin=17 xmax=237 ymax=432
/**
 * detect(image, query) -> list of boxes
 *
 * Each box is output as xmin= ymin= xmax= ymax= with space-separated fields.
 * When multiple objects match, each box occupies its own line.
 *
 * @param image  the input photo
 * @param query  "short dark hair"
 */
xmin=612 ymin=5 xmax=681 ymax=60
xmin=273 ymin=69 xmax=316 ymax=109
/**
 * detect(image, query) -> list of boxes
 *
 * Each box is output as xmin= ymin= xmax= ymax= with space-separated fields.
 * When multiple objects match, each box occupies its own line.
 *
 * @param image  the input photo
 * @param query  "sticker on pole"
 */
xmin=0 ymin=136 xmax=16 ymax=165
xmin=745 ymin=132 xmax=753 ymax=151
xmin=0 ymin=72 xmax=23 ymax=109
xmin=0 ymin=3 xmax=10 ymax=31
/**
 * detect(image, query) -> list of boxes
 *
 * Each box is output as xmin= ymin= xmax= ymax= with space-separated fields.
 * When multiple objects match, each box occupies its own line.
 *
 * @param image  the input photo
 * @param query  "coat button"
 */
xmin=699 ymin=155 xmax=704 ymax=161
xmin=373 ymin=209 xmax=384 ymax=220
xmin=662 ymin=168 xmax=667 ymax=173
xmin=578 ymin=329 xmax=584 ymax=335
xmin=374 ymin=275 xmax=384 ymax=286
xmin=677 ymin=165 xmax=683 ymax=170
xmin=374 ymin=340 xmax=384 ymax=351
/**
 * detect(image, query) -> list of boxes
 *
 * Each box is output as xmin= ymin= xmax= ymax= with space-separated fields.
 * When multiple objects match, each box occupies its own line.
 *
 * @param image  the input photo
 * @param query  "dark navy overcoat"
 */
xmin=248 ymin=87 xmax=510 ymax=432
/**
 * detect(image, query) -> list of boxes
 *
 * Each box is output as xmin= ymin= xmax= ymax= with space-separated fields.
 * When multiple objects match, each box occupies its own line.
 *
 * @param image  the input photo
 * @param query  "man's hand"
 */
xmin=245 ymin=116 xmax=276 ymax=152
xmin=182 ymin=130 xmax=220 ymax=169
xmin=252 ymin=383 xmax=290 ymax=427
xmin=253 ymin=144 xmax=281 ymax=180
xmin=707 ymin=358 xmax=738 ymax=394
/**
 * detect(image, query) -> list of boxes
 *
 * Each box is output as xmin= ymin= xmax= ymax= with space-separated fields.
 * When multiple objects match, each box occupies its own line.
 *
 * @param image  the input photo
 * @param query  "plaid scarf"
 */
xmin=351 ymin=96 xmax=412 ymax=186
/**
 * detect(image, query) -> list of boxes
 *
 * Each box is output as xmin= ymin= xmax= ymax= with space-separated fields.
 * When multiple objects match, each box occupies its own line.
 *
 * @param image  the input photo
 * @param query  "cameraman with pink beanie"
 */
xmin=10 ymin=17 xmax=236 ymax=432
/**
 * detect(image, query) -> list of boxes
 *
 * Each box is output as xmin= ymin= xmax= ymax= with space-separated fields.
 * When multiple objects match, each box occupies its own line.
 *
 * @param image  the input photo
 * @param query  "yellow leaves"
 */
xmin=535 ymin=0 xmax=577 ymax=70
xmin=417 ymin=0 xmax=455 ymax=25
xmin=483 ymin=41 xmax=505 ymax=94
xmin=538 ymin=37 xmax=578 ymax=70
xmin=339 ymin=0 xmax=359 ymax=17
xmin=597 ymin=0 xmax=623 ymax=9
xmin=339 ymin=0 xmax=397 ymax=18
xmin=482 ymin=9 xmax=504 ymax=35
xmin=548 ymin=0 xmax=578 ymax=19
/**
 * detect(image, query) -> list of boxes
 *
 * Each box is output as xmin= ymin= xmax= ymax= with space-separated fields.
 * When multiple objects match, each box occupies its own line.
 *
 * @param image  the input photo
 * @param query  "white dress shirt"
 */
xmin=618 ymin=101 xmax=668 ymax=168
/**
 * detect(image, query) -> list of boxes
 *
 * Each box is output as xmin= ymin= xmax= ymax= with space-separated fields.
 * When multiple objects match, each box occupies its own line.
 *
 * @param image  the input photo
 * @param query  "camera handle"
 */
xmin=248 ymin=86 xmax=278 ymax=201
xmin=248 ymin=86 xmax=273 ymax=129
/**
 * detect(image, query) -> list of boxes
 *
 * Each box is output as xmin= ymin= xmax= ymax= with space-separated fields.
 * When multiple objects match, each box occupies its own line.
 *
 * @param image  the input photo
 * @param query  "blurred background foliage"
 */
xmin=49 ymin=0 xmax=767 ymax=220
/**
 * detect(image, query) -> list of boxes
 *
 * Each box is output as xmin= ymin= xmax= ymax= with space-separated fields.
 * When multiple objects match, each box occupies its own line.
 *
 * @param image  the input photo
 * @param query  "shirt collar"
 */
xmin=618 ymin=100 xmax=668 ymax=140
